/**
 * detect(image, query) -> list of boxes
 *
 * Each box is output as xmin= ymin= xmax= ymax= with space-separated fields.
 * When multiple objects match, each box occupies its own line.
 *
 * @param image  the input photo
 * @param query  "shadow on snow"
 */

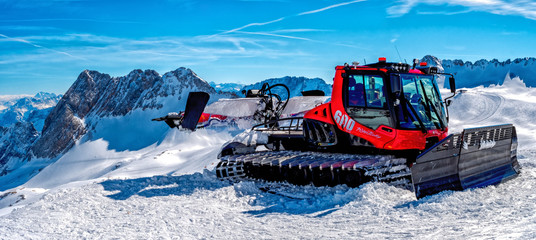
xmin=99 ymin=170 xmax=228 ymax=200
xmin=99 ymin=170 xmax=363 ymax=216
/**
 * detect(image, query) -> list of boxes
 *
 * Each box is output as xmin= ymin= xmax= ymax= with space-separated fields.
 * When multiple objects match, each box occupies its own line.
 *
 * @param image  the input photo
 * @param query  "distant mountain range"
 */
xmin=421 ymin=55 xmax=536 ymax=88
xmin=0 ymin=92 xmax=62 ymax=173
xmin=210 ymin=76 xmax=332 ymax=99
xmin=0 ymin=92 xmax=62 ymax=131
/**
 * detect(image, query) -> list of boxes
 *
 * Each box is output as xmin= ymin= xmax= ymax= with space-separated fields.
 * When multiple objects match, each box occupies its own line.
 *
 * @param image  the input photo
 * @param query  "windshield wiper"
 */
xmin=429 ymin=101 xmax=446 ymax=131
xmin=419 ymin=81 xmax=441 ymax=130
xmin=429 ymin=86 xmax=447 ymax=130
xmin=403 ymin=98 xmax=427 ymax=133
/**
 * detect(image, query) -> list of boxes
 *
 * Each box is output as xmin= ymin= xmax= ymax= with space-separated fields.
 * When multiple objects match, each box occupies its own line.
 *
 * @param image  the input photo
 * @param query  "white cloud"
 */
xmin=213 ymin=17 xmax=286 ymax=36
xmin=0 ymin=33 xmax=86 ymax=60
xmin=214 ymin=0 xmax=367 ymax=38
xmin=387 ymin=0 xmax=536 ymax=20
xmin=235 ymin=31 xmax=313 ymax=41
xmin=298 ymin=0 xmax=366 ymax=16
xmin=390 ymin=34 xmax=399 ymax=43
xmin=416 ymin=9 xmax=473 ymax=15
xmin=0 ymin=32 xmax=306 ymax=67
xmin=270 ymin=29 xmax=331 ymax=33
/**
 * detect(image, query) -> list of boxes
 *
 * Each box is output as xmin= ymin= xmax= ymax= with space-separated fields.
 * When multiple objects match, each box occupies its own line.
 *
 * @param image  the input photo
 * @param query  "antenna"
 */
xmin=394 ymin=45 xmax=402 ymax=63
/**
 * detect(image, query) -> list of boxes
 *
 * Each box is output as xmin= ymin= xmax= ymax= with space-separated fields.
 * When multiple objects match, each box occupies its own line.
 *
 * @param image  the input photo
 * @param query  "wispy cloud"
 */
xmin=0 ymin=32 xmax=306 ymax=67
xmin=0 ymin=33 xmax=87 ymax=60
xmin=390 ymin=34 xmax=400 ymax=43
xmin=213 ymin=17 xmax=286 ymax=36
xmin=0 ymin=18 xmax=140 ymax=25
xmin=235 ymin=31 xmax=313 ymax=41
xmin=0 ymin=0 xmax=365 ymax=70
xmin=270 ymin=29 xmax=332 ymax=33
xmin=387 ymin=0 xmax=536 ymax=20
xmin=298 ymin=0 xmax=366 ymax=16
xmin=416 ymin=9 xmax=473 ymax=15
xmin=0 ymin=25 xmax=60 ymax=31
xmin=213 ymin=0 xmax=367 ymax=38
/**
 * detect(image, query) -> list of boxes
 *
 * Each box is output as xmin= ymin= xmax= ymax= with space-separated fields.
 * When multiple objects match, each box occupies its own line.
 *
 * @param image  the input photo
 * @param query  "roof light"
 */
xmin=420 ymin=62 xmax=428 ymax=67
xmin=378 ymin=57 xmax=386 ymax=62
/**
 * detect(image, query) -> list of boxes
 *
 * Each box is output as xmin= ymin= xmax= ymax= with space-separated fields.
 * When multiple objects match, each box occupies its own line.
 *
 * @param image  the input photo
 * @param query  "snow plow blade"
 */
xmin=411 ymin=124 xmax=520 ymax=199
xmin=181 ymin=92 xmax=210 ymax=130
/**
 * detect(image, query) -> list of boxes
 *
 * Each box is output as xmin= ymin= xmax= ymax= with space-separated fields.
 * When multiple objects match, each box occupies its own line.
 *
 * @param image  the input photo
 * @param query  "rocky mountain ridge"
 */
xmin=0 ymin=67 xmax=234 ymax=180
xmin=31 ymin=67 xmax=224 ymax=160
xmin=421 ymin=55 xmax=536 ymax=88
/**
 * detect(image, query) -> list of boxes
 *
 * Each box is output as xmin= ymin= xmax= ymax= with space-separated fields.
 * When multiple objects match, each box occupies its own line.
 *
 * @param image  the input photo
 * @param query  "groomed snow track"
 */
xmin=216 ymin=151 xmax=412 ymax=189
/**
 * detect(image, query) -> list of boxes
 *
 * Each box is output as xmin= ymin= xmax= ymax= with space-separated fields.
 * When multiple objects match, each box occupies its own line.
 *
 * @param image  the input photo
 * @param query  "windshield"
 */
xmin=397 ymin=74 xmax=447 ymax=130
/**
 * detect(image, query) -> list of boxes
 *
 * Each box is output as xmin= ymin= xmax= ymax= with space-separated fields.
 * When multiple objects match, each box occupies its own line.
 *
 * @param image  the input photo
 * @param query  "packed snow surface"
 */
xmin=1 ymin=76 xmax=536 ymax=239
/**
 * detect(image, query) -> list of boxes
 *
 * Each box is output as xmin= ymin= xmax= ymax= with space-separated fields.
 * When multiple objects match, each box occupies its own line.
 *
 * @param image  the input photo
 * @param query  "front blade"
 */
xmin=412 ymin=124 xmax=520 ymax=199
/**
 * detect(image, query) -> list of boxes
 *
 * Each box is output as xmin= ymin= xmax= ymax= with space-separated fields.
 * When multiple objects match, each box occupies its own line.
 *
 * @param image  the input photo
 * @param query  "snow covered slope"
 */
xmin=0 ymin=75 xmax=535 ymax=239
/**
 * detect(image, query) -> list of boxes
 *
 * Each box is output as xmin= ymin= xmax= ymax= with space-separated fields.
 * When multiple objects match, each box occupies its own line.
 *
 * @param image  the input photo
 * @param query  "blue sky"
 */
xmin=1 ymin=0 xmax=535 ymax=95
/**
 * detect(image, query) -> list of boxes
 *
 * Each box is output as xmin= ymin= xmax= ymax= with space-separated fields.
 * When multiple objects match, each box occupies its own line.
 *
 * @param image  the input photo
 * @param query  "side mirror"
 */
xmin=449 ymin=76 xmax=456 ymax=93
xmin=391 ymin=74 xmax=401 ymax=93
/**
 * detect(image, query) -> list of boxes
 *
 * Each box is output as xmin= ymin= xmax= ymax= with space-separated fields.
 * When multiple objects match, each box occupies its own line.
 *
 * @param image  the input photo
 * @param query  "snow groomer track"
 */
xmin=216 ymin=151 xmax=412 ymax=189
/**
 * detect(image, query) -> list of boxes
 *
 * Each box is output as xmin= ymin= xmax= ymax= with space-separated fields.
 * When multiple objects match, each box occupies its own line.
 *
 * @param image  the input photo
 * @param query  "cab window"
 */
xmin=348 ymin=75 xmax=386 ymax=109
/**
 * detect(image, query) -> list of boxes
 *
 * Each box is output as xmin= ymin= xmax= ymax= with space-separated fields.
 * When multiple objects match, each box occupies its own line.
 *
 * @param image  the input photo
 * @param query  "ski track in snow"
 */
xmin=1 ymin=78 xmax=536 ymax=239
xmin=453 ymin=92 xmax=504 ymax=125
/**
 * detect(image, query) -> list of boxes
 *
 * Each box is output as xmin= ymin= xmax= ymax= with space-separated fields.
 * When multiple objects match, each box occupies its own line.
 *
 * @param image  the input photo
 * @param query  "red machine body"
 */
xmin=304 ymin=61 xmax=449 ymax=152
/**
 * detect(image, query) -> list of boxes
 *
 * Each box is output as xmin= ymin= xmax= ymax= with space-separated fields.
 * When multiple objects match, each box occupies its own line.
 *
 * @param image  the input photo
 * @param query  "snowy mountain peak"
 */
xmin=33 ymin=92 xmax=57 ymax=99
xmin=172 ymin=67 xmax=198 ymax=79
xmin=421 ymin=55 xmax=441 ymax=65
xmin=163 ymin=67 xmax=215 ymax=95
xmin=30 ymin=67 xmax=217 ymax=160
xmin=421 ymin=55 xmax=444 ymax=72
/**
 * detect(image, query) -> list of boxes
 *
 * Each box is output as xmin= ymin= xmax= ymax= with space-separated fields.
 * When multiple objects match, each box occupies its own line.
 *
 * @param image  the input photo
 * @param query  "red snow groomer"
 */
xmin=215 ymin=58 xmax=520 ymax=199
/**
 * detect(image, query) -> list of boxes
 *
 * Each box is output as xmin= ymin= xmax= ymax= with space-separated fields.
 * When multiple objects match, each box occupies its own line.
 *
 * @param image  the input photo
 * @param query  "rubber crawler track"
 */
xmin=216 ymin=151 xmax=412 ymax=189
